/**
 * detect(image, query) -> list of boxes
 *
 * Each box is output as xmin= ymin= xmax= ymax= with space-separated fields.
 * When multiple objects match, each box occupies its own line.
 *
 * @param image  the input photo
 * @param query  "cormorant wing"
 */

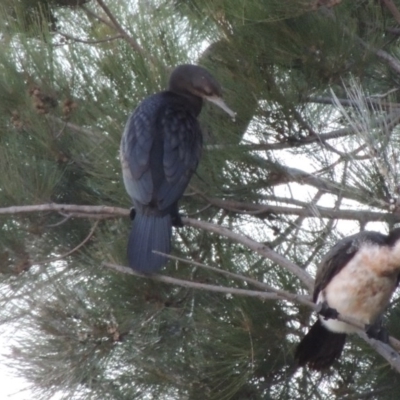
xmin=158 ymin=105 xmax=202 ymax=210
xmin=121 ymin=95 xmax=202 ymax=211
xmin=313 ymin=231 xmax=387 ymax=302
xmin=121 ymin=97 xmax=156 ymax=206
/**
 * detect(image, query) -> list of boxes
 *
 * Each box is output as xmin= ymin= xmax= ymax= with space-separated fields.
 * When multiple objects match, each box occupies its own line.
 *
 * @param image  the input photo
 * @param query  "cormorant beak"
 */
xmin=206 ymin=96 xmax=236 ymax=121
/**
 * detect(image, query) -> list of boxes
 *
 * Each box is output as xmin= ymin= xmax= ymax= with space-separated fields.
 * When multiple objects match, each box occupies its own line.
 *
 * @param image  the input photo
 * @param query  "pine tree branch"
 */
xmin=46 ymin=115 xmax=105 ymax=140
xmin=103 ymin=261 xmax=400 ymax=371
xmin=57 ymin=31 xmax=123 ymax=45
xmin=83 ymin=1 xmax=160 ymax=67
xmin=3 ymin=203 xmax=398 ymax=287
xmin=358 ymin=331 xmax=400 ymax=372
xmin=181 ymin=217 xmax=314 ymax=289
xmin=4 ymin=202 xmax=398 ymax=285
xmin=3 ymin=202 xmax=400 ymax=370
xmin=277 ymin=165 xmax=386 ymax=208
xmin=205 ymin=126 xmax=357 ymax=152
xmin=153 ymin=251 xmax=312 ymax=303
xmin=102 ymin=261 xmax=300 ymax=303
xmin=308 ymin=96 xmax=400 ymax=110
xmin=203 ymin=197 xmax=399 ymax=223
xmin=0 ymin=204 xmax=128 ymax=218
xmin=380 ymin=0 xmax=400 ymax=25
xmin=321 ymin=6 xmax=400 ymax=76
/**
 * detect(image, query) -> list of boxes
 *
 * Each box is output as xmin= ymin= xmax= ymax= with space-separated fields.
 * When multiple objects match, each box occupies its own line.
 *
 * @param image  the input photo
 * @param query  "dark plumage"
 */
xmin=120 ymin=64 xmax=235 ymax=273
xmin=295 ymin=228 xmax=400 ymax=370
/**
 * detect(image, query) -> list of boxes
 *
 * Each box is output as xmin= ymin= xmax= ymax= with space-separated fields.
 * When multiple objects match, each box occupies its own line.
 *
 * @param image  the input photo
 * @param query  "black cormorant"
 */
xmin=120 ymin=64 xmax=235 ymax=273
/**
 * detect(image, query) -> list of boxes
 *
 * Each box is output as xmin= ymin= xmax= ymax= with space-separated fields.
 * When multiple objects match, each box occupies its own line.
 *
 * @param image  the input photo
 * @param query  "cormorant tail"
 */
xmin=128 ymin=213 xmax=172 ymax=273
xmin=295 ymin=319 xmax=346 ymax=370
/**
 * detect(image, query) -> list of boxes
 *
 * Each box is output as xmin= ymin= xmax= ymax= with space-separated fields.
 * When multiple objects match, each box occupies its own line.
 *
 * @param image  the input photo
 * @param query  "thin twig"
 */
xmin=153 ymin=251 xmax=312 ymax=303
xmin=102 ymin=261 xmax=299 ymax=303
xmin=102 ymin=261 xmax=400 ymax=371
xmin=320 ymin=6 xmax=400 ymax=76
xmin=203 ymin=197 xmax=398 ymax=224
xmin=380 ymin=0 xmax=400 ymax=25
xmin=46 ymin=115 xmax=106 ymax=141
xmin=46 ymin=215 xmax=71 ymax=228
xmin=34 ymin=221 xmax=99 ymax=265
xmin=85 ymin=1 xmax=160 ymax=67
xmin=181 ymin=217 xmax=314 ymax=289
xmin=58 ymin=31 xmax=122 ymax=45
xmin=308 ymin=96 xmax=400 ymax=110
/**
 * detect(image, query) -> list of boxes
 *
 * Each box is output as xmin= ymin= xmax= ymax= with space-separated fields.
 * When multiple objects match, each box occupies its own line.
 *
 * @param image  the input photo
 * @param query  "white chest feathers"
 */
xmin=317 ymin=244 xmax=399 ymax=334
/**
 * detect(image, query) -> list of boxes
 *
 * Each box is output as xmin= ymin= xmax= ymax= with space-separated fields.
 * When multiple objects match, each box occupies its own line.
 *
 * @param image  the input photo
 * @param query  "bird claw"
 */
xmin=316 ymin=301 xmax=339 ymax=320
xmin=171 ymin=213 xmax=184 ymax=228
xmin=365 ymin=323 xmax=389 ymax=343
xmin=129 ymin=208 xmax=136 ymax=221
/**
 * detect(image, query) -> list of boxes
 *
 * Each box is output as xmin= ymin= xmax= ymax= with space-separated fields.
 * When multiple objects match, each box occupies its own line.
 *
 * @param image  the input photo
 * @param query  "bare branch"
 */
xmin=205 ymin=126 xmax=357 ymax=152
xmin=153 ymin=251 xmax=312 ymax=303
xmin=182 ymin=217 xmax=314 ymax=289
xmin=308 ymin=96 xmax=400 ymax=111
xmin=278 ymin=165 xmax=386 ymax=208
xmin=0 ymin=203 xmax=128 ymax=218
xmin=46 ymin=115 xmax=106 ymax=141
xmin=358 ymin=331 xmax=400 ymax=372
xmin=102 ymin=262 xmax=300 ymax=303
xmin=380 ymin=0 xmax=400 ymax=26
xmin=57 ymin=31 xmax=123 ymax=45
xmin=83 ymin=1 xmax=160 ymax=67
xmin=4 ymin=202 xmax=396 ymax=288
xmin=103 ymin=261 xmax=400 ymax=371
xmin=204 ymin=197 xmax=399 ymax=224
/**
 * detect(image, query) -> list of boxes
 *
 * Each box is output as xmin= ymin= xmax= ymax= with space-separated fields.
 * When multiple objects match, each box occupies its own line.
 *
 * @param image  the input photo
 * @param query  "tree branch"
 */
xmin=83 ymin=1 xmax=160 ymax=67
xmin=181 ymin=217 xmax=314 ymax=289
xmin=153 ymin=251 xmax=312 ymax=303
xmin=57 ymin=31 xmax=122 ymax=45
xmin=205 ymin=126 xmax=357 ymax=152
xmin=103 ymin=261 xmax=400 ymax=372
xmin=204 ymin=196 xmax=399 ymax=224
xmin=380 ymin=0 xmax=400 ymax=26
xmin=0 ymin=203 xmax=312 ymax=288
xmin=0 ymin=203 xmax=128 ymax=218
xmin=102 ymin=261 xmax=302 ymax=303
xmin=321 ymin=6 xmax=400 ymax=76
xmin=270 ymin=164 xmax=385 ymax=208
xmin=308 ymin=96 xmax=400 ymax=111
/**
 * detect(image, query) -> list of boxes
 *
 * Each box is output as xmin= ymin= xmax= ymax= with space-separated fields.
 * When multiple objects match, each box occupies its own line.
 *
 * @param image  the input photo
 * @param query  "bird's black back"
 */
xmin=121 ymin=91 xmax=203 ymax=217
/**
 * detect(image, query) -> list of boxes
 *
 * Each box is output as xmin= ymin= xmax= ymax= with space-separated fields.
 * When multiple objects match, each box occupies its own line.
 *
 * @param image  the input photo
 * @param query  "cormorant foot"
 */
xmin=171 ymin=213 xmax=184 ymax=228
xmin=365 ymin=323 xmax=389 ymax=343
xmin=316 ymin=301 xmax=339 ymax=320
xmin=129 ymin=208 xmax=136 ymax=221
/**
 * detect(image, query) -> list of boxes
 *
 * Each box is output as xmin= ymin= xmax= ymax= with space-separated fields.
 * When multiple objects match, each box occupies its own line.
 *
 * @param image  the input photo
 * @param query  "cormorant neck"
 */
xmin=170 ymin=89 xmax=203 ymax=116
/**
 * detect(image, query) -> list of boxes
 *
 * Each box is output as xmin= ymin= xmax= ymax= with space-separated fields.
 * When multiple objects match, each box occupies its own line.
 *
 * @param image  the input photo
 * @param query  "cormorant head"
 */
xmin=168 ymin=64 xmax=236 ymax=119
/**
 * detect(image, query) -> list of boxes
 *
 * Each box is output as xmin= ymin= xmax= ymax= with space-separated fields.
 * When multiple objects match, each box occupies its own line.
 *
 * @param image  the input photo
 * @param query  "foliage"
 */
xmin=2 ymin=0 xmax=400 ymax=398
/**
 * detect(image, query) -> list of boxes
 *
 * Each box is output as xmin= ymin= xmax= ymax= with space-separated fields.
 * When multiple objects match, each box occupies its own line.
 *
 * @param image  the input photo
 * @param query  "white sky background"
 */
xmin=0 ymin=327 xmax=63 ymax=399
xmin=0 ymin=327 xmax=34 ymax=400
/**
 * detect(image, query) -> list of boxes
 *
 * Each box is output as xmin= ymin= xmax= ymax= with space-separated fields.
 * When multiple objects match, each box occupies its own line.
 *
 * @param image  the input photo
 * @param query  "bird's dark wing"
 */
xmin=313 ymin=231 xmax=387 ymax=302
xmin=121 ymin=94 xmax=202 ymax=211
xmin=157 ymin=106 xmax=202 ymax=210
xmin=120 ymin=96 xmax=158 ymax=206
